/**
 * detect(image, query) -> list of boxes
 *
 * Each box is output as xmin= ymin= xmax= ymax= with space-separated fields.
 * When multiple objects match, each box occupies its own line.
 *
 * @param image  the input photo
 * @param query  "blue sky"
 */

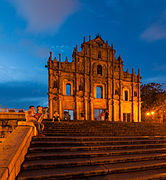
xmin=0 ymin=0 xmax=166 ymax=110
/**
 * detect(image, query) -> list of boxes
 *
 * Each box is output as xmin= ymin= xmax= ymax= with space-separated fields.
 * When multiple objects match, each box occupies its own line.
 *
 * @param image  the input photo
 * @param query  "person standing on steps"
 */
xmin=100 ymin=110 xmax=105 ymax=121
xmin=105 ymin=110 xmax=109 ymax=121
xmin=52 ymin=111 xmax=60 ymax=122
xmin=57 ymin=112 xmax=60 ymax=122
xmin=35 ymin=106 xmax=45 ymax=131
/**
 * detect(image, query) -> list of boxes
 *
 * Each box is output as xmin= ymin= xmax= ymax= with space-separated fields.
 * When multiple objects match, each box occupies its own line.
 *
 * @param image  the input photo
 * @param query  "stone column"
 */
xmin=91 ymin=98 xmax=94 ymax=120
xmin=138 ymin=68 xmax=140 ymax=122
xmin=59 ymin=97 xmax=62 ymax=119
xmin=74 ymin=46 xmax=77 ymax=120
xmin=132 ymin=68 xmax=134 ymax=122
xmin=106 ymin=47 xmax=109 ymax=112
xmin=119 ymin=57 xmax=122 ymax=121
xmin=47 ymin=52 xmax=53 ymax=119
xmin=58 ymin=54 xmax=61 ymax=118
xmin=83 ymin=45 xmax=86 ymax=120
xmin=49 ymin=97 xmax=53 ymax=119
xmin=111 ymin=44 xmax=114 ymax=121
xmin=89 ymin=42 xmax=92 ymax=120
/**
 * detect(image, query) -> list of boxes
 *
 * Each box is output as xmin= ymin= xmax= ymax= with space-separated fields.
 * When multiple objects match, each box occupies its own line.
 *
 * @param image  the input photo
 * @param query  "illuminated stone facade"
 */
xmin=46 ymin=36 xmax=141 ymax=122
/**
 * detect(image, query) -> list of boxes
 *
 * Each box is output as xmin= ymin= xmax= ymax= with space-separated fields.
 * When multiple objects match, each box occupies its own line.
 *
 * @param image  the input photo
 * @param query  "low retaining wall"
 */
xmin=0 ymin=112 xmax=25 ymax=120
xmin=0 ymin=124 xmax=35 ymax=180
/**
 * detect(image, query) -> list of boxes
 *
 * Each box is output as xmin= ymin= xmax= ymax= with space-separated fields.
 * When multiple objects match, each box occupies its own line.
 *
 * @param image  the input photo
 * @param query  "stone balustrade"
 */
xmin=0 ymin=112 xmax=25 ymax=120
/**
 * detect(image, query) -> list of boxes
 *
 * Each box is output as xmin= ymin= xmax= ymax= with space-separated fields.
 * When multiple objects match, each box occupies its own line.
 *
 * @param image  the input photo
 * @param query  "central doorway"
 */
xmin=94 ymin=109 xmax=104 ymax=121
xmin=64 ymin=110 xmax=74 ymax=120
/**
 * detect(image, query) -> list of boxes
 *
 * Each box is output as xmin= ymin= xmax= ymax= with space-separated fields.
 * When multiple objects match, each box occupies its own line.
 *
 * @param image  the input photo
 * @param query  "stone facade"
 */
xmin=46 ymin=36 xmax=141 ymax=122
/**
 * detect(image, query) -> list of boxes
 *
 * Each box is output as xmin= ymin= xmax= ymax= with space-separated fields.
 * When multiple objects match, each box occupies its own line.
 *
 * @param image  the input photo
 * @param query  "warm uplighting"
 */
xmin=146 ymin=112 xmax=150 ymax=116
xmin=146 ymin=111 xmax=155 ymax=116
xmin=151 ymin=111 xmax=155 ymax=115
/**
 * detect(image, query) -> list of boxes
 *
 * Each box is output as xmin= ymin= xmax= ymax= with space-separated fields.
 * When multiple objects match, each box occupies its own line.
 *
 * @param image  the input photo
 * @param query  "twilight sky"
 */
xmin=0 ymin=0 xmax=166 ymax=110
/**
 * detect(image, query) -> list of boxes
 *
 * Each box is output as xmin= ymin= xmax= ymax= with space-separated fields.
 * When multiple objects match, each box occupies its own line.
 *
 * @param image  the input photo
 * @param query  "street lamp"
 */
xmin=151 ymin=111 xmax=155 ymax=115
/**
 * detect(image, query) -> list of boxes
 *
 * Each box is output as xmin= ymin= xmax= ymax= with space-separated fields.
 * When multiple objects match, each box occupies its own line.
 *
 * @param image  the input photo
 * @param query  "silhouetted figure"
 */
xmin=105 ymin=110 xmax=109 ymax=121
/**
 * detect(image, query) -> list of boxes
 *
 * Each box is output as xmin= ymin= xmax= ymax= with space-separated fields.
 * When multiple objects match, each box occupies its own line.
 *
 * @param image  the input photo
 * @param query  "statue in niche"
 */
xmin=79 ymin=62 xmax=84 ymax=73
xmin=97 ymin=64 xmax=102 ymax=75
xmin=53 ymin=80 xmax=58 ymax=89
xmin=79 ymin=77 xmax=84 ymax=91
xmin=92 ymin=63 xmax=97 ymax=75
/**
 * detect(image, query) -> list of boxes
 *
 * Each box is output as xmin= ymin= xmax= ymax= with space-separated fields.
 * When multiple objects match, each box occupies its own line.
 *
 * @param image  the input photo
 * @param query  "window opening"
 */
xmin=66 ymin=84 xmax=71 ymax=96
xmin=94 ymin=109 xmax=105 ymax=121
xmin=124 ymin=90 xmax=128 ymax=101
xmin=115 ymin=89 xmax=119 ymax=95
xmin=96 ymin=86 xmax=103 ymax=98
xmin=127 ymin=113 xmax=130 ymax=122
xmin=64 ymin=110 xmax=74 ymax=120
xmin=134 ymin=91 xmax=137 ymax=97
xmin=98 ymin=51 xmax=101 ymax=58
xmin=123 ymin=113 xmax=127 ymax=122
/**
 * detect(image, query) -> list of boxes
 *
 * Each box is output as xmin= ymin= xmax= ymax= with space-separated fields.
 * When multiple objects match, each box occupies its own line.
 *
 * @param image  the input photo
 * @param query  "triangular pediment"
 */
xmin=85 ymin=35 xmax=111 ymax=49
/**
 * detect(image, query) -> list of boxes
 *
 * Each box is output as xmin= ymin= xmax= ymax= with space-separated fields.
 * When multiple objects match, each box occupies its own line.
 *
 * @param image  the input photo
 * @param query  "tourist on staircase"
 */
xmin=100 ymin=110 xmax=105 ymax=121
xmin=105 ymin=110 xmax=109 ymax=121
xmin=25 ymin=106 xmax=45 ymax=136
xmin=52 ymin=111 xmax=60 ymax=122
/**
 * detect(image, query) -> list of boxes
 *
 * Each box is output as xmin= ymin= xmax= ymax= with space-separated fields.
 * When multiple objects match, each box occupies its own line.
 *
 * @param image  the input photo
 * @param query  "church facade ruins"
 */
xmin=46 ymin=36 xmax=141 ymax=122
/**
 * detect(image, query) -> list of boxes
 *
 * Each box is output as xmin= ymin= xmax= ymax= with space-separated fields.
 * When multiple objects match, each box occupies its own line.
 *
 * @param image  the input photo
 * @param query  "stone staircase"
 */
xmin=17 ymin=120 xmax=166 ymax=179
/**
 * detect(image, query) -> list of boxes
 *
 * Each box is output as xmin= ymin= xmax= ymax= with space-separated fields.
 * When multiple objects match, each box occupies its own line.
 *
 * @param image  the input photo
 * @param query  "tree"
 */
xmin=141 ymin=83 xmax=166 ymax=122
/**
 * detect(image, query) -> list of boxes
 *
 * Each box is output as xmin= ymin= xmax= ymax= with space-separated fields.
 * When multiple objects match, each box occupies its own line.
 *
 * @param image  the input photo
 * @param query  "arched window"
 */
xmin=134 ymin=91 xmax=137 ymax=97
xmin=115 ymin=89 xmax=119 ymax=95
xmin=97 ymin=65 xmax=102 ymax=76
xmin=66 ymin=84 xmax=71 ymax=96
xmin=124 ymin=90 xmax=128 ymax=101
xmin=96 ymin=86 xmax=103 ymax=98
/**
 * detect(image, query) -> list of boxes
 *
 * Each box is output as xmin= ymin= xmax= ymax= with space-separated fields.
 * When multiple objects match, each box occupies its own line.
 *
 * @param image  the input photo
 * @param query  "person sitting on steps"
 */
xmin=52 ymin=111 xmax=60 ymax=122
xmin=25 ymin=105 xmax=45 ymax=136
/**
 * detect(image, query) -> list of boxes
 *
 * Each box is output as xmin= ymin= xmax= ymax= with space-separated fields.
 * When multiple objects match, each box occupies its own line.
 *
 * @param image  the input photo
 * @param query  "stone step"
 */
xmin=32 ymin=135 xmax=165 ymax=141
xmin=25 ymin=147 xmax=166 ymax=160
xmin=88 ymin=168 xmax=166 ymax=180
xmin=42 ymin=132 xmax=164 ymax=136
xmin=30 ymin=139 xmax=166 ymax=147
xmin=43 ymin=132 xmax=118 ymax=136
xmin=17 ymin=160 xmax=166 ymax=180
xmin=29 ymin=143 xmax=166 ymax=153
xmin=22 ymin=153 xmax=166 ymax=170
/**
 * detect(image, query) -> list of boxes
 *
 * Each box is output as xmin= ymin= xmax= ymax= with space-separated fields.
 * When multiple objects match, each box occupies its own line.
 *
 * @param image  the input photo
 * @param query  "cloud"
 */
xmin=0 ymin=65 xmax=43 ymax=83
xmin=0 ymin=81 xmax=47 ymax=109
xmin=16 ymin=97 xmax=48 ymax=108
xmin=0 ymin=38 xmax=51 ymax=83
xmin=9 ymin=0 xmax=79 ymax=33
xmin=141 ymin=23 xmax=166 ymax=42
xmin=140 ymin=11 xmax=166 ymax=42
xmin=18 ymin=39 xmax=50 ymax=58
xmin=0 ymin=65 xmax=28 ymax=82
xmin=105 ymin=0 xmax=140 ymax=8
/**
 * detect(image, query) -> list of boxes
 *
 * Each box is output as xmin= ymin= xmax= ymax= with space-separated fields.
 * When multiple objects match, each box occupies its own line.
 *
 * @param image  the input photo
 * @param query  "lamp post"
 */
xmin=146 ymin=111 xmax=155 ymax=123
